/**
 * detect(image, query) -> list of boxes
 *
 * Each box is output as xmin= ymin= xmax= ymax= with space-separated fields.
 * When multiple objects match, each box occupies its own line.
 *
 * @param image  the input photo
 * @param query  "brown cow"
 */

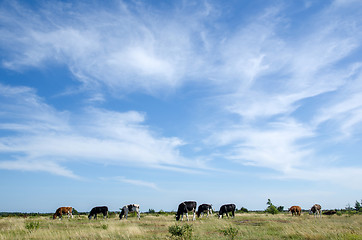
xmin=53 ymin=207 xmax=73 ymax=219
xmin=288 ymin=206 xmax=301 ymax=216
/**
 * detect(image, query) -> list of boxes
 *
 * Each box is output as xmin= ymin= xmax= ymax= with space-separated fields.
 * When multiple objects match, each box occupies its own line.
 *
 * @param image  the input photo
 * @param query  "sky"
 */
xmin=0 ymin=0 xmax=362 ymax=213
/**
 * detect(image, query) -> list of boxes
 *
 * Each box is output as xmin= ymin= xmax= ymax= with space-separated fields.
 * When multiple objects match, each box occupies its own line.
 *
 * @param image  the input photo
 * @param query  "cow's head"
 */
xmin=175 ymin=214 xmax=180 ymax=221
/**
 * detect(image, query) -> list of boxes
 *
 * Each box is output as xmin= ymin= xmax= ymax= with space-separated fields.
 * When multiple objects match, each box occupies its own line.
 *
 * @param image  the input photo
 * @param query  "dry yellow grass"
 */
xmin=0 ymin=213 xmax=361 ymax=239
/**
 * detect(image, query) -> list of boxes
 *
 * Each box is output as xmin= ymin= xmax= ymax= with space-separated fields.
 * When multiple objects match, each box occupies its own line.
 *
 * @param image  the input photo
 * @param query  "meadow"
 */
xmin=0 ymin=212 xmax=361 ymax=240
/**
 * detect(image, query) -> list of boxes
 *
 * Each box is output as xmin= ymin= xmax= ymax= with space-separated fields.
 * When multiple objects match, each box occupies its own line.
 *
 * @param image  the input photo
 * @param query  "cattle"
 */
xmin=310 ymin=204 xmax=322 ymax=218
xmin=176 ymin=201 xmax=197 ymax=221
xmin=197 ymin=204 xmax=213 ymax=218
xmin=88 ymin=206 xmax=108 ymax=220
xmin=218 ymin=204 xmax=236 ymax=219
xmin=53 ymin=207 xmax=73 ymax=219
xmin=323 ymin=210 xmax=337 ymax=215
xmin=119 ymin=204 xmax=140 ymax=220
xmin=288 ymin=206 xmax=302 ymax=216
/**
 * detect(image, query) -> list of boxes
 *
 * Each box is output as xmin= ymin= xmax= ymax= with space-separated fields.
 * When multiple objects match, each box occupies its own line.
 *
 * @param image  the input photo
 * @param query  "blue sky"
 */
xmin=1 ymin=0 xmax=362 ymax=213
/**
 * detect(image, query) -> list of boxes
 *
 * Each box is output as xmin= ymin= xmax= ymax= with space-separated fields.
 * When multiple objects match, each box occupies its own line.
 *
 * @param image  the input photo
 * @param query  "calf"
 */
xmin=288 ymin=206 xmax=301 ymax=216
xmin=310 ymin=204 xmax=322 ymax=218
xmin=88 ymin=206 xmax=108 ymax=220
xmin=197 ymin=204 xmax=213 ymax=218
xmin=119 ymin=204 xmax=140 ymax=220
xmin=176 ymin=201 xmax=197 ymax=221
xmin=53 ymin=207 xmax=73 ymax=220
xmin=218 ymin=204 xmax=236 ymax=219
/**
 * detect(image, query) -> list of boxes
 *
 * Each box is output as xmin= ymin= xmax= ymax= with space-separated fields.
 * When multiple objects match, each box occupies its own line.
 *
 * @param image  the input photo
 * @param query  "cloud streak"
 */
xmin=0 ymin=83 xmax=198 ymax=177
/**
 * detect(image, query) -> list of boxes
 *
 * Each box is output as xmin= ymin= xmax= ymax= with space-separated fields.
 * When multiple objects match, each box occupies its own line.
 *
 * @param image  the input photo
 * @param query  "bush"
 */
xmin=101 ymin=224 xmax=108 ymax=230
xmin=25 ymin=221 xmax=40 ymax=232
xmin=239 ymin=207 xmax=248 ymax=213
xmin=220 ymin=226 xmax=239 ymax=240
xmin=265 ymin=199 xmax=279 ymax=215
xmin=148 ymin=209 xmax=156 ymax=214
xmin=168 ymin=224 xmax=193 ymax=239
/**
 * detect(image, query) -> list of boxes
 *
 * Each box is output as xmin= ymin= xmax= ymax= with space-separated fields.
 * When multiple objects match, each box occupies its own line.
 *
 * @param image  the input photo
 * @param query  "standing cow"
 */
xmin=218 ymin=204 xmax=236 ymax=219
xmin=310 ymin=204 xmax=322 ymax=218
xmin=197 ymin=204 xmax=213 ymax=218
xmin=53 ymin=207 xmax=73 ymax=219
xmin=88 ymin=206 xmax=108 ymax=220
xmin=119 ymin=204 xmax=140 ymax=220
xmin=176 ymin=201 xmax=197 ymax=221
xmin=288 ymin=206 xmax=302 ymax=216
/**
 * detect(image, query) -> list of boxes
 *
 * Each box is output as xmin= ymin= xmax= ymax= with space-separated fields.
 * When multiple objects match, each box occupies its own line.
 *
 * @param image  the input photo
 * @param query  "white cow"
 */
xmin=119 ymin=204 xmax=140 ymax=220
xmin=310 ymin=204 xmax=322 ymax=218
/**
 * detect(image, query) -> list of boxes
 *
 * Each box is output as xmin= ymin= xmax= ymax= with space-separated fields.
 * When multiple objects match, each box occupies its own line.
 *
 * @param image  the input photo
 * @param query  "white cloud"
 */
xmin=0 ymin=1 xmax=207 ymax=94
xmin=0 ymin=160 xmax=79 ymax=179
xmin=108 ymin=176 xmax=159 ymax=190
xmin=0 ymin=83 xmax=195 ymax=177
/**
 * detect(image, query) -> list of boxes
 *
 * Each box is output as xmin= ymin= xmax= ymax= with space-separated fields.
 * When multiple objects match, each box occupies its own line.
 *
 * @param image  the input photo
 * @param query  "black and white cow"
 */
xmin=176 ymin=201 xmax=197 ymax=221
xmin=310 ymin=204 xmax=322 ymax=218
xmin=88 ymin=206 xmax=108 ymax=220
xmin=119 ymin=204 xmax=140 ymax=220
xmin=197 ymin=204 xmax=213 ymax=218
xmin=218 ymin=204 xmax=236 ymax=219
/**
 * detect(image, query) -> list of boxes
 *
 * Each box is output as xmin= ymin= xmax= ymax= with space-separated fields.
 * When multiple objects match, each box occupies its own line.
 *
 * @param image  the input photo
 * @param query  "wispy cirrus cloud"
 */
xmin=0 ymin=1 xmax=211 ymax=95
xmin=101 ymin=176 xmax=159 ymax=190
xmin=0 ymin=83 xmax=198 ymax=177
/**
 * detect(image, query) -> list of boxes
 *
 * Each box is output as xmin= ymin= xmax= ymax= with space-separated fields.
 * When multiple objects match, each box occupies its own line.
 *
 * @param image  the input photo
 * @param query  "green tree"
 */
xmin=265 ymin=199 xmax=279 ymax=215
xmin=355 ymin=201 xmax=361 ymax=211
xmin=277 ymin=206 xmax=284 ymax=212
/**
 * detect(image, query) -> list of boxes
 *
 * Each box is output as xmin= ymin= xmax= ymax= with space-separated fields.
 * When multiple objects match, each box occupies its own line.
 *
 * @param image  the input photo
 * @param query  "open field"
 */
xmin=1 ymin=213 xmax=361 ymax=239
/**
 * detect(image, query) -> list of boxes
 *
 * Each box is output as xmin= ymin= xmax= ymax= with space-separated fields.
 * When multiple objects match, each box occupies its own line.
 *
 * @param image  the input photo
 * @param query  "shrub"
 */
xmin=220 ymin=226 xmax=239 ymax=240
xmin=25 ymin=221 xmax=40 ymax=232
xmin=265 ymin=199 xmax=279 ymax=215
xmin=101 ymin=224 xmax=108 ymax=230
xmin=148 ymin=209 xmax=156 ymax=214
xmin=239 ymin=207 xmax=248 ymax=213
xmin=168 ymin=224 xmax=193 ymax=239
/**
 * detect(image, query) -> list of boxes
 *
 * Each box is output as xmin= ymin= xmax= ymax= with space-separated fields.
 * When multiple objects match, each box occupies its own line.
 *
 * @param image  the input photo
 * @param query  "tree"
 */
xmin=265 ymin=199 xmax=279 ymax=215
xmin=277 ymin=206 xmax=284 ymax=212
xmin=355 ymin=201 xmax=361 ymax=211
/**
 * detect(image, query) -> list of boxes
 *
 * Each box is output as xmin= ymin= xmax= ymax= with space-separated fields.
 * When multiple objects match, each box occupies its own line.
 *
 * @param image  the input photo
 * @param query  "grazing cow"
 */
xmin=218 ymin=204 xmax=236 ymax=219
xmin=197 ymin=204 xmax=213 ymax=218
xmin=176 ymin=201 xmax=197 ymax=221
xmin=53 ymin=207 xmax=73 ymax=219
xmin=288 ymin=206 xmax=302 ymax=216
xmin=310 ymin=204 xmax=322 ymax=218
xmin=88 ymin=206 xmax=108 ymax=220
xmin=323 ymin=210 xmax=337 ymax=215
xmin=119 ymin=204 xmax=140 ymax=220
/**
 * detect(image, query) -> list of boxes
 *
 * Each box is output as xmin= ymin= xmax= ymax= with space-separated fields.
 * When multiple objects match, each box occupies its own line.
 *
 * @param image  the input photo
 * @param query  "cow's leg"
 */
xmin=137 ymin=210 xmax=140 ymax=220
xmin=186 ymin=212 xmax=189 ymax=221
xmin=125 ymin=209 xmax=129 ymax=220
xmin=232 ymin=211 xmax=235 ymax=218
xmin=192 ymin=210 xmax=195 ymax=221
xmin=94 ymin=214 xmax=97 ymax=220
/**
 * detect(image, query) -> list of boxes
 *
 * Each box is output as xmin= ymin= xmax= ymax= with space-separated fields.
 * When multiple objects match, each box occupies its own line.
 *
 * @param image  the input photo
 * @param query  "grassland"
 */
xmin=0 ymin=212 xmax=361 ymax=239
